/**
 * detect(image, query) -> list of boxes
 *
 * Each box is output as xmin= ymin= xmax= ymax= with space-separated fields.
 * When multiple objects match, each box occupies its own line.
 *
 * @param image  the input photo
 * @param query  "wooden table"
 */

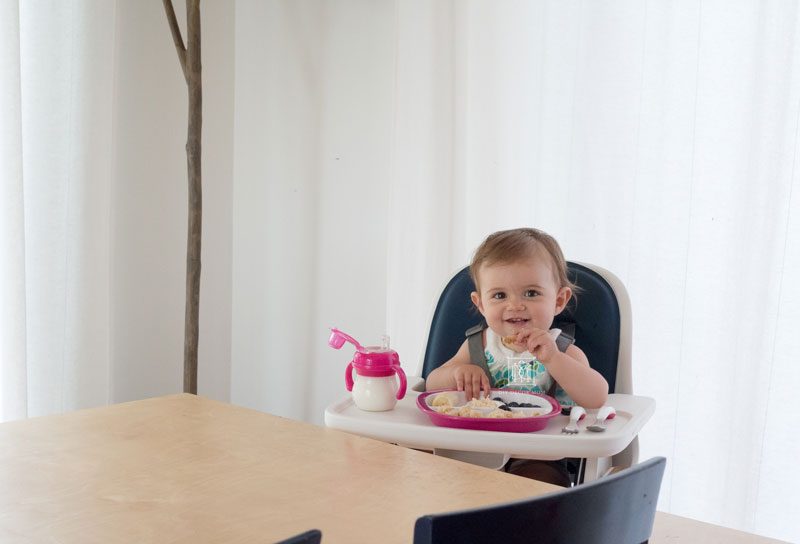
xmin=652 ymin=512 xmax=790 ymax=543
xmin=0 ymin=394 xmax=558 ymax=543
xmin=1 ymin=394 xmax=785 ymax=544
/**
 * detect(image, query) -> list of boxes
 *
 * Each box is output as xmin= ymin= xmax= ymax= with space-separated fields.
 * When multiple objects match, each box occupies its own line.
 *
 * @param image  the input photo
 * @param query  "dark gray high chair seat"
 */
xmin=413 ymin=456 xmax=666 ymax=544
xmin=420 ymin=261 xmax=637 ymax=472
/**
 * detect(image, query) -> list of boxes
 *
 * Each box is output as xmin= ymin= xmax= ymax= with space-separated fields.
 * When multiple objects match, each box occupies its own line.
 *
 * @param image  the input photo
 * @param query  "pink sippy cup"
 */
xmin=328 ymin=327 xmax=407 ymax=411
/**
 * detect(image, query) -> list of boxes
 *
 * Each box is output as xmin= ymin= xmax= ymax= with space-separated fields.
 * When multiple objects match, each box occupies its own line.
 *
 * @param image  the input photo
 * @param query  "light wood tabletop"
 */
xmin=2 ymin=394 xmax=786 ymax=544
xmin=0 ymin=394 xmax=559 ymax=543
xmin=651 ymin=512 xmax=790 ymax=544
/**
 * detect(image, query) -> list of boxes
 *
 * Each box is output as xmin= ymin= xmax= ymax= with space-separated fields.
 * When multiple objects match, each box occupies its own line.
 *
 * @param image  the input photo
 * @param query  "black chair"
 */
xmin=274 ymin=529 xmax=322 ymax=544
xmin=413 ymin=456 xmax=666 ymax=544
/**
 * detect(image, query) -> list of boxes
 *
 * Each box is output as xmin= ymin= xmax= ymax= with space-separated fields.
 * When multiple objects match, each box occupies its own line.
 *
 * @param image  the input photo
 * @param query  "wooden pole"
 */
xmin=163 ymin=0 xmax=201 ymax=394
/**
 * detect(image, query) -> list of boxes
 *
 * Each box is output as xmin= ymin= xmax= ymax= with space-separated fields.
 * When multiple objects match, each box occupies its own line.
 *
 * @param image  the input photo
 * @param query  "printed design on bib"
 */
xmin=482 ymin=328 xmax=576 ymax=406
xmin=508 ymin=357 xmax=547 ymax=388
xmin=485 ymin=349 xmax=549 ymax=394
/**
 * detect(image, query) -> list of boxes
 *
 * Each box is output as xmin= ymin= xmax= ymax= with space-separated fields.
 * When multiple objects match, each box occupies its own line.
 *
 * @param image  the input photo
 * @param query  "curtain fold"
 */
xmin=1 ymin=0 xmax=115 ymax=420
xmin=1 ymin=0 xmax=27 ymax=421
xmin=2 ymin=0 xmax=236 ymax=421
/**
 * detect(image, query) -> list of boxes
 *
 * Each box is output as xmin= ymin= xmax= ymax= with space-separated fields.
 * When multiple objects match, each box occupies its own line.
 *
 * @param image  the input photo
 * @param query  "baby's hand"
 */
xmin=452 ymin=365 xmax=491 ymax=402
xmin=516 ymin=328 xmax=558 ymax=363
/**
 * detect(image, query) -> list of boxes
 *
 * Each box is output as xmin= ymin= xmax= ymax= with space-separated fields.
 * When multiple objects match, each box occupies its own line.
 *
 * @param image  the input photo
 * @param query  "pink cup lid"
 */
xmin=352 ymin=348 xmax=401 ymax=376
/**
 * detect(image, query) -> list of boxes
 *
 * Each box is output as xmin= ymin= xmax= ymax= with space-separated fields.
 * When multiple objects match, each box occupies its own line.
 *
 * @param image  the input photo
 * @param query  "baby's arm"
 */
xmin=424 ymin=340 xmax=491 ymax=401
xmin=543 ymin=345 xmax=608 ymax=408
xmin=518 ymin=328 xmax=608 ymax=408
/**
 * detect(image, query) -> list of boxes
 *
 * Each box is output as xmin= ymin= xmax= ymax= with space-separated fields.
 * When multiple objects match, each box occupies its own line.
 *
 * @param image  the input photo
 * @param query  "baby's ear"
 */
xmin=555 ymin=287 xmax=572 ymax=314
xmin=470 ymin=291 xmax=484 ymax=313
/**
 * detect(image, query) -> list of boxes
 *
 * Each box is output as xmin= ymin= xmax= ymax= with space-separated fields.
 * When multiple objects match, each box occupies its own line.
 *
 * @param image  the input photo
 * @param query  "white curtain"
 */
xmin=1 ymin=0 xmax=116 ymax=420
xmin=1 ymin=0 xmax=235 ymax=422
xmin=385 ymin=1 xmax=800 ymax=541
xmin=3 ymin=0 xmax=799 ymax=541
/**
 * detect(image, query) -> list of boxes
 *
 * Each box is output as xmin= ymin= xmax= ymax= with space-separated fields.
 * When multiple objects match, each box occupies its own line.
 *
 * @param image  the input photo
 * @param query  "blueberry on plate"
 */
xmin=492 ymin=397 xmax=504 ymax=402
xmin=508 ymin=401 xmax=520 ymax=407
xmin=498 ymin=405 xmax=511 ymax=411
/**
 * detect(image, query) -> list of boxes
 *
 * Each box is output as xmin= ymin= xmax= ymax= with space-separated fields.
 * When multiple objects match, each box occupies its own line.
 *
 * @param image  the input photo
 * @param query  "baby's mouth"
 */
xmin=504 ymin=317 xmax=529 ymax=329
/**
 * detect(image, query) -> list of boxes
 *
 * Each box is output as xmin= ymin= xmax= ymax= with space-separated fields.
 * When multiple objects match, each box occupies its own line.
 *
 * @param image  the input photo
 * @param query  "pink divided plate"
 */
xmin=417 ymin=389 xmax=560 ymax=433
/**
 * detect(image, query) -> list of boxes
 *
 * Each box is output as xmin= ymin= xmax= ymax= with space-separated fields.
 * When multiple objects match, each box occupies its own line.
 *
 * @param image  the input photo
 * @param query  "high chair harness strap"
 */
xmin=465 ymin=323 xmax=575 ymax=395
xmin=465 ymin=324 xmax=493 ymax=381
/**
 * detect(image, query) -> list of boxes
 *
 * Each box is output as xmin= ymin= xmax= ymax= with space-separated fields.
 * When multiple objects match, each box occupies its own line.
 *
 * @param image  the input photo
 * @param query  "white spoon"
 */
xmin=587 ymin=406 xmax=616 ymax=432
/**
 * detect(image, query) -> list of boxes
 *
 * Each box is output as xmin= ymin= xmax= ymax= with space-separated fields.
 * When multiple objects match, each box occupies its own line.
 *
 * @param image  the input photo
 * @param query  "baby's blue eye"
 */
xmin=524 ymin=289 xmax=540 ymax=298
xmin=492 ymin=292 xmax=506 ymax=300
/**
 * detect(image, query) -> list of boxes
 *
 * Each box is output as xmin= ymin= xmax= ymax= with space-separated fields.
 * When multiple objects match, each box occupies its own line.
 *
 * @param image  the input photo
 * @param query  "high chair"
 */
xmin=413 ymin=457 xmax=666 ymax=544
xmin=416 ymin=261 xmax=638 ymax=478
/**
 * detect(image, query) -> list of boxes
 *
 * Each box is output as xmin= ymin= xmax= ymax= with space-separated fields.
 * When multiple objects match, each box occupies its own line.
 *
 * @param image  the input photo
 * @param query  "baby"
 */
xmin=426 ymin=227 xmax=608 ymax=409
xmin=425 ymin=228 xmax=609 ymax=486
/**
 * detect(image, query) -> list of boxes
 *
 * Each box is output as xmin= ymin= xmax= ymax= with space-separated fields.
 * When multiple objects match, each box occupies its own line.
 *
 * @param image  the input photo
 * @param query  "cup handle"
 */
xmin=345 ymin=362 xmax=354 ymax=392
xmin=394 ymin=366 xmax=407 ymax=399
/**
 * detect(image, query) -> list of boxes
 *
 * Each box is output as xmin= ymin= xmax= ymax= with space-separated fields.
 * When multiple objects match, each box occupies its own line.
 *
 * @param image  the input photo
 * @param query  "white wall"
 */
xmin=109 ymin=0 xmax=394 ymax=421
xmin=111 ymin=0 xmax=233 ymax=403
xmin=231 ymin=0 xmax=395 ymax=422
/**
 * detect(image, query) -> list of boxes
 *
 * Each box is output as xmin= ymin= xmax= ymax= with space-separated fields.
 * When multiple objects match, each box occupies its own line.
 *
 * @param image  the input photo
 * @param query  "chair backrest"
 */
xmin=413 ymin=457 xmax=666 ymax=544
xmin=274 ymin=529 xmax=322 ymax=544
xmin=421 ymin=262 xmax=631 ymax=394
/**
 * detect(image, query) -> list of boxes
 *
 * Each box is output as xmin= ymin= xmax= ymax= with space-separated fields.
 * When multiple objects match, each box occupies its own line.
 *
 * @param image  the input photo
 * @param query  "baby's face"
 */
xmin=470 ymin=255 xmax=570 ymax=338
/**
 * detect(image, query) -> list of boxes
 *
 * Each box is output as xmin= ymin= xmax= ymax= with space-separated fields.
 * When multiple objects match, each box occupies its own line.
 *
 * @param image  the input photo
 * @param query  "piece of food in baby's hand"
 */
xmin=501 ymin=334 xmax=527 ymax=352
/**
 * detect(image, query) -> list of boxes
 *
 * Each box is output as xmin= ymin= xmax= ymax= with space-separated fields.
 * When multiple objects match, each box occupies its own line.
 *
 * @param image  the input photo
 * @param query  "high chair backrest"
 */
xmin=413 ymin=457 xmax=666 ymax=544
xmin=420 ymin=262 xmax=632 ymax=395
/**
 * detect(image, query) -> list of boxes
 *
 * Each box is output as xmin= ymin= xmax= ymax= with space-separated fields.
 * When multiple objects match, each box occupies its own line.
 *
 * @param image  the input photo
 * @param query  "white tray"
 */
xmin=325 ymin=392 xmax=655 ymax=461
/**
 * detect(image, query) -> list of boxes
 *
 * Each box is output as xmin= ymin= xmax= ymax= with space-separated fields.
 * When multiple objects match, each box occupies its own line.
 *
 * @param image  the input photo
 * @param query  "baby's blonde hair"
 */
xmin=469 ymin=228 xmax=575 ymax=293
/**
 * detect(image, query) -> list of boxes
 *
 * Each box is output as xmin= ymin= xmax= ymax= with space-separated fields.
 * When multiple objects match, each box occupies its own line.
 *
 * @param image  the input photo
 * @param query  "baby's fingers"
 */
xmin=455 ymin=371 xmax=466 ymax=394
xmin=482 ymin=374 xmax=492 ymax=399
xmin=462 ymin=374 xmax=477 ymax=401
xmin=455 ymin=369 xmax=474 ymax=400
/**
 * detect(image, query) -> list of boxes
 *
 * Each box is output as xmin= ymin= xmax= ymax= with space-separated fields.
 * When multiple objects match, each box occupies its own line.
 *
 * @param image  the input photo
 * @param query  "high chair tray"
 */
xmin=417 ymin=389 xmax=560 ymax=433
xmin=324 ymin=392 xmax=655 ymax=463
